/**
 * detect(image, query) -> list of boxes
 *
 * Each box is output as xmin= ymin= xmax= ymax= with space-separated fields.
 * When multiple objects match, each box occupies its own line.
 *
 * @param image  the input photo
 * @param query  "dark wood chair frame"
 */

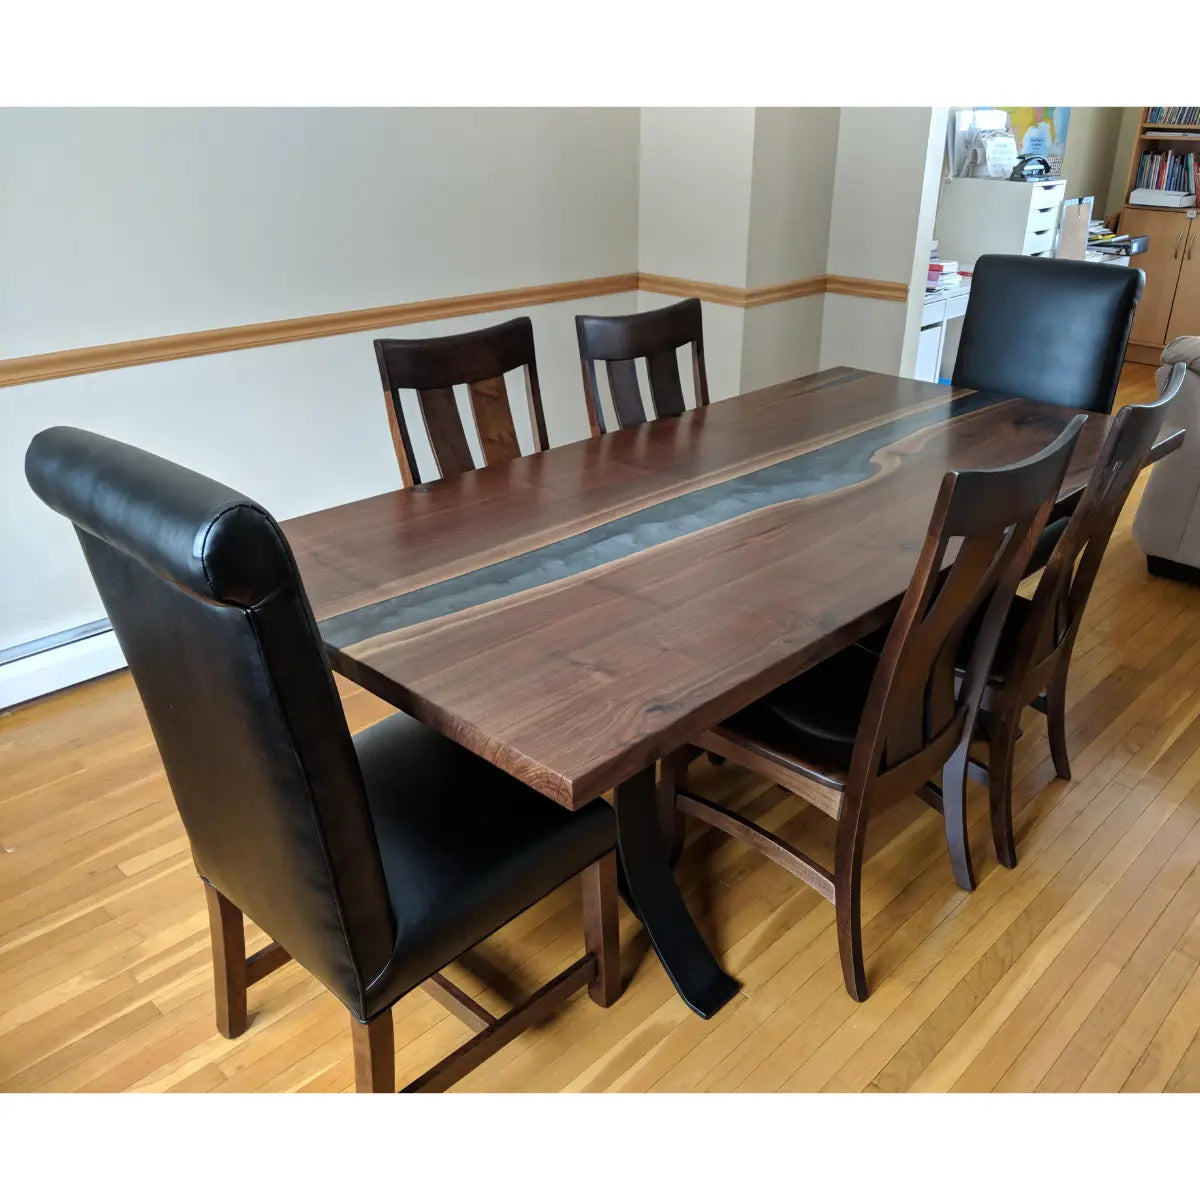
xmin=575 ymin=297 xmax=710 ymax=435
xmin=374 ymin=317 xmax=549 ymax=487
xmin=660 ymin=418 xmax=1086 ymax=1001
xmin=203 ymin=850 xmax=620 ymax=1093
xmin=969 ymin=365 xmax=1186 ymax=871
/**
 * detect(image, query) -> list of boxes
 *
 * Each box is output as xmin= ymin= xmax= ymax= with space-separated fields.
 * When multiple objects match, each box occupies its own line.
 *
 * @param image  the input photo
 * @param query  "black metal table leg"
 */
xmin=613 ymin=764 xmax=740 ymax=1019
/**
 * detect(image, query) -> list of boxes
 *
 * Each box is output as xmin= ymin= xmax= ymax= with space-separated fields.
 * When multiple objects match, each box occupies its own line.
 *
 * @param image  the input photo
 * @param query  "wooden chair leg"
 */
xmin=1045 ymin=667 xmax=1071 ymax=781
xmin=204 ymin=881 xmax=248 ymax=1039
xmin=833 ymin=800 xmax=869 ymax=1002
xmin=582 ymin=851 xmax=621 ymax=1007
xmin=988 ymin=711 xmax=1021 ymax=869
xmin=351 ymin=1009 xmax=395 ymax=1093
xmin=656 ymin=749 xmax=688 ymax=865
xmin=942 ymin=740 xmax=976 ymax=891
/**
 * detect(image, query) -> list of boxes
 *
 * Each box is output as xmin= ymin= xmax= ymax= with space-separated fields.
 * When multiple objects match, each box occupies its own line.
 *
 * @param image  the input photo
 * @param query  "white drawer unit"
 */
xmin=914 ymin=282 xmax=971 ymax=383
xmin=935 ymin=177 xmax=1067 ymax=266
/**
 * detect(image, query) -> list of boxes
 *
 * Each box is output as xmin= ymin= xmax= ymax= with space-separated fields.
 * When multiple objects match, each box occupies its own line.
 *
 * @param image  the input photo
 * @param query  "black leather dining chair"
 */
xmin=954 ymin=253 xmax=1145 ymax=566
xmin=25 ymin=427 xmax=621 ymax=1093
xmin=953 ymin=254 xmax=1144 ymax=415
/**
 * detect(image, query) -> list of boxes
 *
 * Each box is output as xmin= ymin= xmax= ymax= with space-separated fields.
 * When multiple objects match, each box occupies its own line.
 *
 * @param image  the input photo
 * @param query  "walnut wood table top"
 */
xmin=285 ymin=366 xmax=1182 ymax=810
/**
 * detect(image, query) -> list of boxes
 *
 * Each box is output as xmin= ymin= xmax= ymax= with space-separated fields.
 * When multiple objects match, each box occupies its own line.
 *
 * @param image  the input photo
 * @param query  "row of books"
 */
xmin=1147 ymin=107 xmax=1200 ymax=126
xmin=1134 ymin=149 xmax=1200 ymax=193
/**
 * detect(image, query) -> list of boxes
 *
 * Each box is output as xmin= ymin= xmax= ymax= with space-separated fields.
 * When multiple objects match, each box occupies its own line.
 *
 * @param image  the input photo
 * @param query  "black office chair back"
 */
xmin=25 ymin=428 xmax=395 ymax=1017
xmin=952 ymin=255 xmax=1144 ymax=414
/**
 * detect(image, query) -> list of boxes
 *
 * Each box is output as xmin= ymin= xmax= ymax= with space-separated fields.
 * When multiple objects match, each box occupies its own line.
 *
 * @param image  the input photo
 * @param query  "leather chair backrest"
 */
xmin=25 ymin=428 xmax=395 ymax=1018
xmin=953 ymin=254 xmax=1144 ymax=414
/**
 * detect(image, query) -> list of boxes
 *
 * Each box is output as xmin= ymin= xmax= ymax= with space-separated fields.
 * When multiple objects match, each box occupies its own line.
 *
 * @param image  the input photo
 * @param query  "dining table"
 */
xmin=282 ymin=365 xmax=1184 ymax=1020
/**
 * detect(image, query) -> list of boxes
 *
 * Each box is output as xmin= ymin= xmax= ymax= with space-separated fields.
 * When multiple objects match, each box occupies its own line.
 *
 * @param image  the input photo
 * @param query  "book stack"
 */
xmin=1134 ymin=148 xmax=1200 ymax=193
xmin=1147 ymin=107 xmax=1200 ymax=126
xmin=927 ymin=255 xmax=962 ymax=294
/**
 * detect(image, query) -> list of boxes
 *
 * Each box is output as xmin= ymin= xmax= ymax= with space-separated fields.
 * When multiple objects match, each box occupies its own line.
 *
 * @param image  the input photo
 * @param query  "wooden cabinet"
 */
xmin=1119 ymin=206 xmax=1199 ymax=361
xmin=1166 ymin=223 xmax=1200 ymax=344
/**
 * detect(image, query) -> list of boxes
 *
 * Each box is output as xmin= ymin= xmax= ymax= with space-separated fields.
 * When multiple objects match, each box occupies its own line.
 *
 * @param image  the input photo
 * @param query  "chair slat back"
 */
xmin=1018 ymin=365 xmax=1184 ymax=676
xmin=375 ymin=317 xmax=547 ymax=486
xmin=851 ymin=415 xmax=1087 ymax=790
xmin=576 ymin=298 xmax=709 ymax=434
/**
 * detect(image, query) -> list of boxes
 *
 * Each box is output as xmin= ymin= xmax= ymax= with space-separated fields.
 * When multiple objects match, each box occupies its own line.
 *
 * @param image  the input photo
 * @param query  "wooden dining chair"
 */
xmin=661 ymin=416 xmax=1086 ymax=1001
xmin=374 ymin=317 xmax=549 ymax=486
xmin=25 ymin=427 xmax=621 ymax=1093
xmin=959 ymin=364 xmax=1185 ymax=872
xmin=575 ymin=297 xmax=709 ymax=435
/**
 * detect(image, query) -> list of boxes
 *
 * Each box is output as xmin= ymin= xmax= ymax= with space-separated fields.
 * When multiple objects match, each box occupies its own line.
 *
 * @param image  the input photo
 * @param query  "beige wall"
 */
xmin=822 ymin=107 xmax=945 ymax=377
xmin=0 ymin=108 xmax=642 ymax=361
xmin=746 ymin=107 xmax=839 ymax=287
xmin=637 ymin=107 xmax=841 ymax=398
xmin=1060 ymin=107 xmax=1125 ymax=212
xmin=637 ymin=108 xmax=756 ymax=287
xmin=1105 ymin=108 xmax=1144 ymax=218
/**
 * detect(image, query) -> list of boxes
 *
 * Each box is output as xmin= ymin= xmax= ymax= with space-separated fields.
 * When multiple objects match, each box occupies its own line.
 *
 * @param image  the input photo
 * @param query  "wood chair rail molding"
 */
xmin=0 ymin=272 xmax=910 ymax=389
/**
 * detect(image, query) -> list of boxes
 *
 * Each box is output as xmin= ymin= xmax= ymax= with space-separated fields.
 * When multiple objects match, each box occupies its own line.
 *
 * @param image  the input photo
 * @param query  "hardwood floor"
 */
xmin=4 ymin=363 xmax=1199 ymax=1093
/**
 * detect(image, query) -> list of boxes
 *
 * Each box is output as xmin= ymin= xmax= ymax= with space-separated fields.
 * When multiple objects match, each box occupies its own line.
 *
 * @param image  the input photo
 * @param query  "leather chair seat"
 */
xmin=722 ymin=642 xmax=881 ymax=788
xmin=951 ymin=593 xmax=1032 ymax=684
xmin=356 ymin=711 xmax=615 ymax=1017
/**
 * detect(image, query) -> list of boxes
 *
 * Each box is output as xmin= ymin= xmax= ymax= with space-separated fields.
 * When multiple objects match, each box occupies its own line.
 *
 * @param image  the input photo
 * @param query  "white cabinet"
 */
xmin=936 ymin=178 xmax=1067 ymax=266
xmin=915 ymin=323 xmax=943 ymax=383
xmin=914 ymin=284 xmax=971 ymax=383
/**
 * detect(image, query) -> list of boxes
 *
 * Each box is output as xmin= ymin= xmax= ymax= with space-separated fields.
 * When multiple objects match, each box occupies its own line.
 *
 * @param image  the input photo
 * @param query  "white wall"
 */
xmin=0 ymin=108 xmax=641 ymax=661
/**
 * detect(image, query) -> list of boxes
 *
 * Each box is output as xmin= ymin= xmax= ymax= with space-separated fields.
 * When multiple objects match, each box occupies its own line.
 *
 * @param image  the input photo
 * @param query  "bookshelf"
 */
xmin=1124 ymin=108 xmax=1200 ymax=205
xmin=1117 ymin=106 xmax=1200 ymax=367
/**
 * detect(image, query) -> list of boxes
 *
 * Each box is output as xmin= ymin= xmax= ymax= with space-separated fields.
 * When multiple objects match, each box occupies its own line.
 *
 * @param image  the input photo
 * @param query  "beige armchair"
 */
xmin=1133 ymin=337 xmax=1200 ymax=583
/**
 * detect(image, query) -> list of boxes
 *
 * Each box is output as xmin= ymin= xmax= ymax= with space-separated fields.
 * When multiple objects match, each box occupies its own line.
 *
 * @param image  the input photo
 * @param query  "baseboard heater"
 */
xmin=0 ymin=618 xmax=113 ymax=668
xmin=0 ymin=619 xmax=125 ymax=709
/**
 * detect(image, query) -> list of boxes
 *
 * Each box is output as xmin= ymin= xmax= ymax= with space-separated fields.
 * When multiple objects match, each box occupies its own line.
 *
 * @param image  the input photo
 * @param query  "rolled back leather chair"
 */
xmin=25 ymin=427 xmax=620 ymax=1092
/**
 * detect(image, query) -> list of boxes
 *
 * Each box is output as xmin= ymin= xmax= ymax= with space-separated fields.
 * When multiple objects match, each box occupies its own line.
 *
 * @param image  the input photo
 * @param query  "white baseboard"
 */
xmin=0 ymin=631 xmax=126 ymax=711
